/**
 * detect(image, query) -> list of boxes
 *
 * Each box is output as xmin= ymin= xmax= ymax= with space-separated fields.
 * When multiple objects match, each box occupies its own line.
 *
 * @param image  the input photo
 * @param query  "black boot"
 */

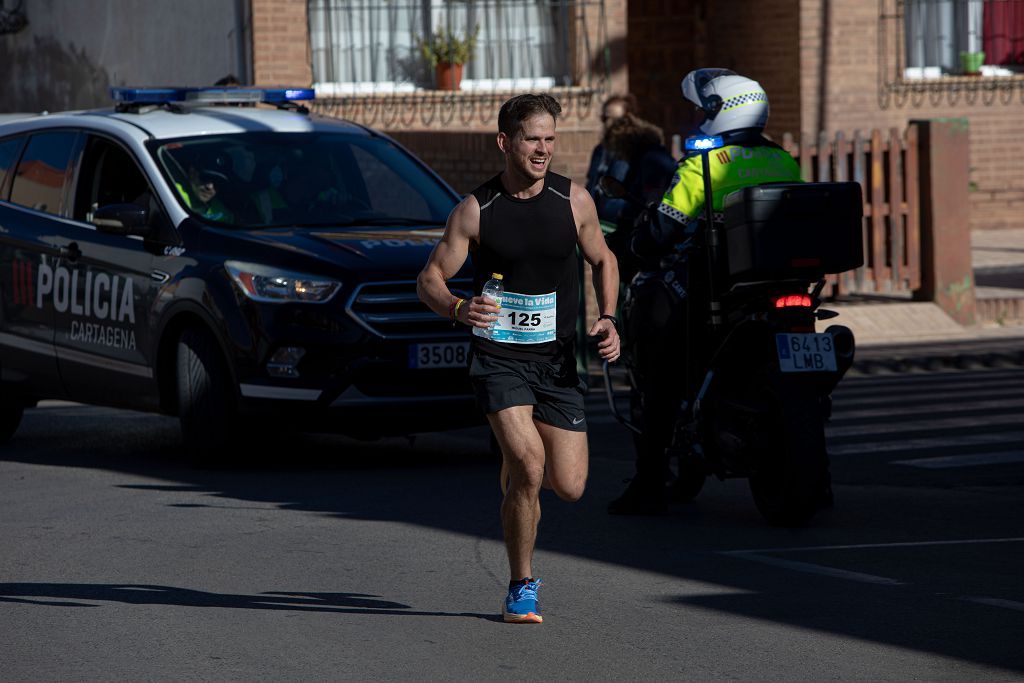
xmin=607 ymin=478 xmax=668 ymax=515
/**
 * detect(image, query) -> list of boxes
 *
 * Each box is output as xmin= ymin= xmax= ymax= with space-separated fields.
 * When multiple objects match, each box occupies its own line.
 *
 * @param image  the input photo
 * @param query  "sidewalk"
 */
xmin=589 ymin=229 xmax=1024 ymax=382
xmin=827 ymin=228 xmax=1024 ymax=347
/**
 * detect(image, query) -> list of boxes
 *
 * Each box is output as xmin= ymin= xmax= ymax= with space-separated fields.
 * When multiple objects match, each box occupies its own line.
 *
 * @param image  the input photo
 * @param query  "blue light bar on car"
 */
xmin=261 ymin=88 xmax=316 ymax=103
xmin=111 ymin=87 xmax=190 ymax=103
xmin=685 ymin=135 xmax=725 ymax=151
xmin=110 ymin=87 xmax=316 ymax=105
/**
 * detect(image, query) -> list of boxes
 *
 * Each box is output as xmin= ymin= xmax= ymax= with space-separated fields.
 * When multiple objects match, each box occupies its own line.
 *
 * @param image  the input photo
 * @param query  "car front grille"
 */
xmin=345 ymin=279 xmax=473 ymax=340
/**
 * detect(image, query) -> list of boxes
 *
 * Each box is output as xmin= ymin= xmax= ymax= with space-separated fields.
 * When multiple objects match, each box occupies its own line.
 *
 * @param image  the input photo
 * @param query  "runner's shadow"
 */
xmin=0 ymin=583 xmax=497 ymax=621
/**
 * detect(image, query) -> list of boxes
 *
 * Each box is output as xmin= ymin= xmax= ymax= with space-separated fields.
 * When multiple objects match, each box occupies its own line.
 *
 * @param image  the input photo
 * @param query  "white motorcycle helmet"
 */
xmin=681 ymin=68 xmax=769 ymax=136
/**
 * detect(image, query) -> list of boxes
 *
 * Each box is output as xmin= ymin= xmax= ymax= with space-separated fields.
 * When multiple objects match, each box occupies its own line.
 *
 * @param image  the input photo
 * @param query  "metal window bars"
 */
xmin=879 ymin=0 xmax=1024 ymax=107
xmin=307 ymin=0 xmax=608 ymax=126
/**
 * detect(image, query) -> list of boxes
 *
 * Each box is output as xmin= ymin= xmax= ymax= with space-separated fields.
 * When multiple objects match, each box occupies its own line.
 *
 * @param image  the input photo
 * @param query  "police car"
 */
xmin=0 ymin=86 xmax=478 ymax=459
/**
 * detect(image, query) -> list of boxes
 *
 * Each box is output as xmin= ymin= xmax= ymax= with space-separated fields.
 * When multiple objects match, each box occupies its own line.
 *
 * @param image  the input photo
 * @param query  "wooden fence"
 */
xmin=670 ymin=127 xmax=922 ymax=295
xmin=781 ymin=127 xmax=921 ymax=295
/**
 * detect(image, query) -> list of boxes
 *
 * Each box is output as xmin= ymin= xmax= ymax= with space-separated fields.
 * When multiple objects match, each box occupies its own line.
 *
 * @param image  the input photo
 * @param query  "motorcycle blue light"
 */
xmin=685 ymin=135 xmax=725 ymax=151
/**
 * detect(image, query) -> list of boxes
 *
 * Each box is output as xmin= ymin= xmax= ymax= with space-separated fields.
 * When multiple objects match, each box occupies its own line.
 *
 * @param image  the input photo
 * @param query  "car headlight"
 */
xmin=225 ymin=261 xmax=341 ymax=303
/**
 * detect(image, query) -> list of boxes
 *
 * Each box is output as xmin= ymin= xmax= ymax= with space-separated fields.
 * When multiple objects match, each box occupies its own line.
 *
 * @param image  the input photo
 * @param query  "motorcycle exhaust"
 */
xmin=825 ymin=324 xmax=856 ymax=361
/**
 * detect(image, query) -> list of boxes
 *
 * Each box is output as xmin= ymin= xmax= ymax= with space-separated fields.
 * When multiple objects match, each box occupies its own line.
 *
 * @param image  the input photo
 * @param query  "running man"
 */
xmin=417 ymin=94 xmax=620 ymax=623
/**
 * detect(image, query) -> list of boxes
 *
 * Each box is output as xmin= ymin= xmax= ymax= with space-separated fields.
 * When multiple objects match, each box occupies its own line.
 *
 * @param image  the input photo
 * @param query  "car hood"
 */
xmin=231 ymin=225 xmax=462 ymax=276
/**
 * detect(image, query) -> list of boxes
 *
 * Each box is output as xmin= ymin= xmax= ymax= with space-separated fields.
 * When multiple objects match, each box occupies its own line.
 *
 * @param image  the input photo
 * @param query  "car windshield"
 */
xmin=150 ymin=132 xmax=457 ymax=228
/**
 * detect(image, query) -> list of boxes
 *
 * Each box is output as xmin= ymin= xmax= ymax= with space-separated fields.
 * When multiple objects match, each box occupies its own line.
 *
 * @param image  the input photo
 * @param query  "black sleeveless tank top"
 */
xmin=470 ymin=172 xmax=579 ymax=361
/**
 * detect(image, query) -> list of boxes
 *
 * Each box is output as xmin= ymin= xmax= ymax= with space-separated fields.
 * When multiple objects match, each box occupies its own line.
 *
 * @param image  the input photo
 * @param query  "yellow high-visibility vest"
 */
xmin=658 ymin=145 xmax=802 ymax=225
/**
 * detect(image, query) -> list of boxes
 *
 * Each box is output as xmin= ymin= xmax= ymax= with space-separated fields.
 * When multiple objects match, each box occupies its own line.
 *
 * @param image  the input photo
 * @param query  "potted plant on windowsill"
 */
xmin=419 ymin=26 xmax=479 ymax=91
xmin=959 ymin=50 xmax=986 ymax=75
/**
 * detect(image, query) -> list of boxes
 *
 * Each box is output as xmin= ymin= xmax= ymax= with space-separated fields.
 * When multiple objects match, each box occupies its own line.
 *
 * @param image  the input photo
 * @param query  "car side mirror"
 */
xmin=91 ymin=203 xmax=149 ymax=236
xmin=599 ymin=175 xmax=628 ymax=199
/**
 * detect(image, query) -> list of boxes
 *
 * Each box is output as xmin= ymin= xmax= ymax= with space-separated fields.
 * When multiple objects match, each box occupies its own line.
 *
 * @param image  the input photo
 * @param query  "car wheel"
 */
xmin=176 ymin=326 xmax=238 ymax=464
xmin=0 ymin=391 xmax=24 ymax=444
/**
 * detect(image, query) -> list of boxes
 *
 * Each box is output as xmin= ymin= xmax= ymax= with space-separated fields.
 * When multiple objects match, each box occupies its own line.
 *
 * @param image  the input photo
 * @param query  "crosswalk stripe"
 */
xmin=827 ymin=416 xmax=1024 ymax=438
xmin=830 ymin=397 xmax=1024 ymax=422
xmin=825 ymin=368 xmax=1024 ymax=464
xmin=891 ymin=451 xmax=1024 ymax=469
xmin=837 ymin=380 xmax=1023 ymax=399
xmin=839 ymin=368 xmax=1024 ymax=389
xmin=831 ymin=430 xmax=1024 ymax=456
xmin=832 ymin=384 xmax=1024 ymax=409
xmin=602 ymin=366 xmax=1024 ymax=470
xmin=961 ymin=596 xmax=1024 ymax=613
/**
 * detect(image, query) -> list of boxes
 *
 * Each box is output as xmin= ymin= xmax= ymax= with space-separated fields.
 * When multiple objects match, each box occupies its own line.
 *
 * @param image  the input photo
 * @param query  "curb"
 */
xmin=586 ymin=335 xmax=1024 ymax=384
xmin=977 ymin=296 xmax=1024 ymax=326
xmin=850 ymin=337 xmax=1024 ymax=375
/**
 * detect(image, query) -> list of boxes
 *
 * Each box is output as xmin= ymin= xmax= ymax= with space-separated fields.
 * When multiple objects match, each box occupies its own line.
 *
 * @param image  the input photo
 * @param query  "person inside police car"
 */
xmin=173 ymin=149 xmax=236 ymax=223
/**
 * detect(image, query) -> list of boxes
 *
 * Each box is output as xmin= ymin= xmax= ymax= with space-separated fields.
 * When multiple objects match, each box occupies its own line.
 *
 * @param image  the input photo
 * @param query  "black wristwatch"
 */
xmin=599 ymin=314 xmax=619 ymax=329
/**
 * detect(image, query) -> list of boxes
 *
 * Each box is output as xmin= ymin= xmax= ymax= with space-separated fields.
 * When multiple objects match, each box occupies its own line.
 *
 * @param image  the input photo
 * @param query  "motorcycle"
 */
xmin=601 ymin=136 xmax=864 ymax=526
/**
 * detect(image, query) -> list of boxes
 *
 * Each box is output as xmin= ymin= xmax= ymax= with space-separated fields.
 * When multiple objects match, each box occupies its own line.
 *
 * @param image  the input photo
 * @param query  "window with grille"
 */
xmin=903 ymin=0 xmax=1024 ymax=78
xmin=308 ymin=0 xmax=580 ymax=93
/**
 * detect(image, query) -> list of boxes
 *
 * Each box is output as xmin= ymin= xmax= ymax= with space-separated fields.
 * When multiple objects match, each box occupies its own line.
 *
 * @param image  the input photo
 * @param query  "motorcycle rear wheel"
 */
xmin=748 ymin=399 xmax=829 ymax=527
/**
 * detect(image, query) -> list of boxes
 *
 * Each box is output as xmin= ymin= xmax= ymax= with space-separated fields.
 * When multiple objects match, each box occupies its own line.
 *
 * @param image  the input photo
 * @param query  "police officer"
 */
xmin=608 ymin=69 xmax=804 ymax=515
xmin=176 ymin=164 xmax=234 ymax=223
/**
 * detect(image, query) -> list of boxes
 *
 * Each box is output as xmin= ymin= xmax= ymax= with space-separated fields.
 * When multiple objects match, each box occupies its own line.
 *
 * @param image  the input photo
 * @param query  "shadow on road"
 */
xmin=0 ymin=583 xmax=496 ymax=620
xmin=3 ymin=371 xmax=1024 ymax=672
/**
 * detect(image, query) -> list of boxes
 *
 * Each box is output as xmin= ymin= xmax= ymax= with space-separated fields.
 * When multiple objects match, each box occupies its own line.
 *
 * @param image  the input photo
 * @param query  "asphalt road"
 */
xmin=2 ymin=367 xmax=1023 ymax=680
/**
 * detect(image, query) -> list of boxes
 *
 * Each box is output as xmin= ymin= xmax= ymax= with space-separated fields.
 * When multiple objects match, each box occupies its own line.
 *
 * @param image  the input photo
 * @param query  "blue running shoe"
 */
xmin=503 ymin=578 xmax=542 ymax=623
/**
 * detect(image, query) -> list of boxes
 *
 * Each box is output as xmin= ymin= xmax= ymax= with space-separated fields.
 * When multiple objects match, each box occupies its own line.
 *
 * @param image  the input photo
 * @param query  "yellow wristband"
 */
xmin=454 ymin=298 xmax=466 ymax=322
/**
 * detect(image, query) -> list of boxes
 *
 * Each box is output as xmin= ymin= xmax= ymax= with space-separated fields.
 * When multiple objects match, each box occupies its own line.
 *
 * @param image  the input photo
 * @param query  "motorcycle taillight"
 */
xmin=773 ymin=294 xmax=812 ymax=308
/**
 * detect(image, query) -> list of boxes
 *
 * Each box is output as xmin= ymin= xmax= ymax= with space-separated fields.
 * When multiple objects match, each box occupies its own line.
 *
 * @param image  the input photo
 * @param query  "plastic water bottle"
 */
xmin=479 ymin=272 xmax=504 ymax=339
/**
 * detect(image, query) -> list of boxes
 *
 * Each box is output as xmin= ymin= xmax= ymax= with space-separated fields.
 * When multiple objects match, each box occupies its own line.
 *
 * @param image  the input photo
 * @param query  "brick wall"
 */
xmin=604 ymin=0 xmax=630 ymax=97
xmin=708 ymin=0 xmax=801 ymax=140
xmin=796 ymin=0 xmax=1024 ymax=230
xmin=627 ymin=0 xmax=707 ymax=136
xmin=626 ymin=1 xmax=799 ymax=142
xmin=250 ymin=0 xmax=608 ymax=194
xmin=391 ymin=128 xmax=601 ymax=195
xmin=251 ymin=0 xmax=312 ymax=86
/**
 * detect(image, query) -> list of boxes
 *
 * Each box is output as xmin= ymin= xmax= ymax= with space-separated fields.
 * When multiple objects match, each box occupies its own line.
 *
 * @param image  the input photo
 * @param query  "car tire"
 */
xmin=0 ymin=391 xmax=24 ymax=444
xmin=176 ymin=326 xmax=239 ymax=465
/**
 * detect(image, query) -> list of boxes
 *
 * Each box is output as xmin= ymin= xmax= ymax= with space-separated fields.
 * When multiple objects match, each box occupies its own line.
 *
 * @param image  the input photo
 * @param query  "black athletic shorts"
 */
xmin=468 ymin=351 xmax=587 ymax=432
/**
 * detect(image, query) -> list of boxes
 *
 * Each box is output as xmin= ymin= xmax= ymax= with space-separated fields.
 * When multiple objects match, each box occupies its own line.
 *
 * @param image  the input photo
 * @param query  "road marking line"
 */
xmin=721 ymin=551 xmax=903 ymax=585
xmin=827 ymin=417 xmax=1024 ymax=438
xmin=829 ymin=430 xmax=1024 ymax=456
xmin=835 ymin=385 xmax=1024 ymax=407
xmin=724 ymin=537 xmax=1024 ymax=554
xmin=961 ymin=596 xmax=1024 ymax=613
xmin=891 ymin=451 xmax=1024 ymax=469
xmin=831 ymin=398 xmax=1024 ymax=422
xmin=721 ymin=537 xmax=1024 ymax=586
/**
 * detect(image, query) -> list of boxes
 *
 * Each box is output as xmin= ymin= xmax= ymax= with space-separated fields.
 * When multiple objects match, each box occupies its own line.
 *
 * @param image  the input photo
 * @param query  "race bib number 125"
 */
xmin=474 ymin=290 xmax=556 ymax=344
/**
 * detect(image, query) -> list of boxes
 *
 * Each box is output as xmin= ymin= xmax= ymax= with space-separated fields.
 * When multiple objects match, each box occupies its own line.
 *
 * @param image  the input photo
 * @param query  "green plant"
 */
xmin=959 ymin=50 xmax=985 ymax=74
xmin=418 ymin=25 xmax=479 ymax=67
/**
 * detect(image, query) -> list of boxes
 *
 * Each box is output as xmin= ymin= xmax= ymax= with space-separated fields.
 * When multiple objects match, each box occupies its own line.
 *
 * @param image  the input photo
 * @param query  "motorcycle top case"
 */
xmin=722 ymin=182 xmax=865 ymax=283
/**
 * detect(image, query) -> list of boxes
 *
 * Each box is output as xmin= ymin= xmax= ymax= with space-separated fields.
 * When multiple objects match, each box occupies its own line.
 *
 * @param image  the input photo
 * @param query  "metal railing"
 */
xmin=309 ymin=0 xmax=608 ymax=94
xmin=879 ymin=0 xmax=1024 ymax=107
